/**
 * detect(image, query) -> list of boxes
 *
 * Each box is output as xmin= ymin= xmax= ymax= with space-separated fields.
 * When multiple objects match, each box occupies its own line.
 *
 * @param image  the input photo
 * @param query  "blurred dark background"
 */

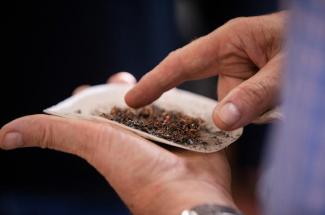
xmin=2 ymin=1 xmax=278 ymax=214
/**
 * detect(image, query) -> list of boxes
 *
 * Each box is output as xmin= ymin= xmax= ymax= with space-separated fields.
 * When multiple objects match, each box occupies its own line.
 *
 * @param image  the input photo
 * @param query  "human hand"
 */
xmin=0 ymin=72 xmax=236 ymax=215
xmin=126 ymin=12 xmax=286 ymax=130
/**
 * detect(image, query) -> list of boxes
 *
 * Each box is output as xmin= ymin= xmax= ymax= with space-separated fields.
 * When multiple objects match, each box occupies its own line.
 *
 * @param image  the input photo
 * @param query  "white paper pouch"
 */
xmin=44 ymin=84 xmax=243 ymax=153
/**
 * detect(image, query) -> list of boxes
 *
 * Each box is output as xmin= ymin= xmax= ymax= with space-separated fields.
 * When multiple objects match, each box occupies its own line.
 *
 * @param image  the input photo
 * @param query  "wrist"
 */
xmin=131 ymin=180 xmax=237 ymax=215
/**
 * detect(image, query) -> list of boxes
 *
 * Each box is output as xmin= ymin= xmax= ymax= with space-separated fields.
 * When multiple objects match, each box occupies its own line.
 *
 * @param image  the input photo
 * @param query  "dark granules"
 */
xmin=98 ymin=105 xmax=211 ymax=146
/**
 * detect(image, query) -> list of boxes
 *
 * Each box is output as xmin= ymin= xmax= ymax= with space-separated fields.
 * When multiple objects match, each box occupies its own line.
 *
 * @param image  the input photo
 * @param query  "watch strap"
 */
xmin=181 ymin=204 xmax=244 ymax=215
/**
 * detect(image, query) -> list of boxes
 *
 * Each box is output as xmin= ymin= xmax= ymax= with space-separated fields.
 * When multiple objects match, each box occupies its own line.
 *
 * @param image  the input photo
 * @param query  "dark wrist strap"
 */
xmin=181 ymin=204 xmax=244 ymax=215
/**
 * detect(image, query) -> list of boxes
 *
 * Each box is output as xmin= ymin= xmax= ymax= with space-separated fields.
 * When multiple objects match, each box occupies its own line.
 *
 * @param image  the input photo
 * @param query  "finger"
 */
xmin=72 ymin=85 xmax=90 ymax=95
xmin=213 ymin=54 xmax=283 ymax=130
xmin=125 ymin=30 xmax=228 ymax=108
xmin=0 ymin=115 xmax=167 ymax=175
xmin=107 ymin=72 xmax=137 ymax=84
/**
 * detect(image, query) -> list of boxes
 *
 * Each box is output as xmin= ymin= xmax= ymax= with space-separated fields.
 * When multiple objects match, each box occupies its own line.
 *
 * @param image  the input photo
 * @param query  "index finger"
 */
xmin=125 ymin=31 xmax=225 ymax=108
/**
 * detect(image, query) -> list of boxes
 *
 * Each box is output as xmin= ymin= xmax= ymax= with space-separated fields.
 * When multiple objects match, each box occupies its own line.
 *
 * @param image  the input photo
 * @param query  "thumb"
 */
xmin=0 ymin=115 xmax=163 ymax=176
xmin=0 ymin=115 xmax=112 ymax=158
xmin=213 ymin=54 xmax=282 ymax=130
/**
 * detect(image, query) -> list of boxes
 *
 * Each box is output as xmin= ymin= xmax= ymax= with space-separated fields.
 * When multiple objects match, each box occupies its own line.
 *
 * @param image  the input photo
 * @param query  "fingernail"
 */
xmin=1 ymin=132 xmax=24 ymax=149
xmin=217 ymin=103 xmax=241 ymax=126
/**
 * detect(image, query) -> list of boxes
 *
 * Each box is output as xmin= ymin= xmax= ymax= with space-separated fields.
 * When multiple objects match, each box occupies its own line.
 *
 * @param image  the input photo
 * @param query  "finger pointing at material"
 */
xmin=125 ymin=31 xmax=227 ymax=108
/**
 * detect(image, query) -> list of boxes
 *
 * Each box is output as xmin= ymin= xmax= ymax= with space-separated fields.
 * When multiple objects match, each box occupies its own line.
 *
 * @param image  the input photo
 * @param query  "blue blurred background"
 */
xmin=2 ymin=1 xmax=278 ymax=214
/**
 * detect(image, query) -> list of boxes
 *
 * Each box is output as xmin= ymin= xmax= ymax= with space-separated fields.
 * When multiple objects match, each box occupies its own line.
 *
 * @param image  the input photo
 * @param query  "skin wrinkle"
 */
xmin=259 ymin=22 xmax=276 ymax=62
xmin=185 ymin=161 xmax=230 ymax=189
xmin=246 ymin=17 xmax=274 ymax=68
xmin=230 ymin=64 xmax=278 ymax=113
xmin=218 ymin=26 xmax=259 ymax=79
xmin=137 ymin=51 xmax=186 ymax=104
xmin=132 ymin=179 xmax=228 ymax=215
xmin=81 ymin=126 xmax=174 ymax=209
xmin=81 ymin=122 xmax=125 ymax=165
xmin=40 ymin=116 xmax=98 ymax=158
xmin=225 ymin=18 xmax=256 ymax=63
xmin=119 ymin=154 xmax=187 ymax=214
xmin=184 ymin=41 xmax=222 ymax=81
xmin=104 ymin=131 xmax=137 ymax=178
xmin=31 ymin=116 xmax=52 ymax=149
xmin=130 ymin=179 xmax=178 ymax=214
xmin=219 ymin=56 xmax=257 ymax=79
xmin=61 ymin=119 xmax=102 ymax=161
xmin=260 ymin=14 xmax=285 ymax=61
xmin=263 ymin=54 xmax=282 ymax=99
xmin=229 ymin=15 xmax=281 ymax=71
xmin=191 ymin=35 xmax=219 ymax=74
xmin=258 ymin=19 xmax=282 ymax=63
xmin=130 ymin=148 xmax=230 ymax=214
xmin=83 ymin=124 xmax=113 ymax=169
xmin=251 ymin=80 xmax=272 ymax=106
xmin=262 ymin=73 xmax=280 ymax=106
xmin=146 ymin=180 xmax=235 ymax=215
xmin=174 ymin=36 xmax=215 ymax=81
xmin=179 ymin=43 xmax=198 ymax=77
xmin=107 ymin=130 xmax=178 ymax=188
xmin=236 ymin=79 xmax=270 ymax=110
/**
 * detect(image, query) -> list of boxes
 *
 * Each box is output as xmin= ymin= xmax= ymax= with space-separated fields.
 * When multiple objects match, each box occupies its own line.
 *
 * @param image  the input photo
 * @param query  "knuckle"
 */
xmin=37 ymin=121 xmax=55 ymax=149
xmin=166 ymin=49 xmax=185 ymax=72
xmin=167 ymin=49 xmax=178 ymax=58
xmin=83 ymin=124 xmax=114 ymax=164
xmin=167 ymin=48 xmax=182 ymax=60
xmin=225 ymin=17 xmax=250 ymax=28
xmin=158 ymin=48 xmax=188 ymax=86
